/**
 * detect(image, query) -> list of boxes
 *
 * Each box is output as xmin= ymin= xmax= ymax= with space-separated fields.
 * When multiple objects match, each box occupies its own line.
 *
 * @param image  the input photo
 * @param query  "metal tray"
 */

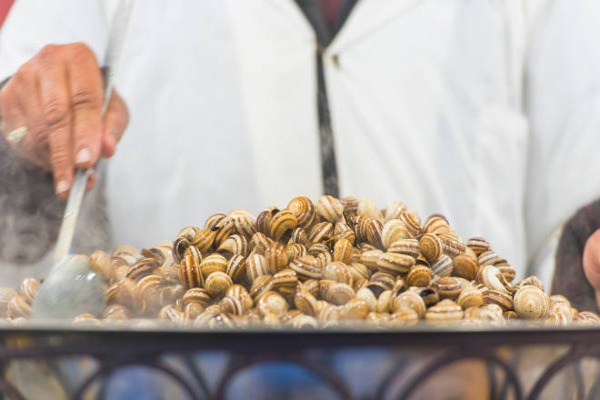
xmin=0 ymin=322 xmax=599 ymax=399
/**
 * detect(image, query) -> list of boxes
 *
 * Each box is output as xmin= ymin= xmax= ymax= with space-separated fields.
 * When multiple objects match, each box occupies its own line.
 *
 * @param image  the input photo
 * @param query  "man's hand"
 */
xmin=0 ymin=42 xmax=129 ymax=197
xmin=583 ymin=229 xmax=600 ymax=309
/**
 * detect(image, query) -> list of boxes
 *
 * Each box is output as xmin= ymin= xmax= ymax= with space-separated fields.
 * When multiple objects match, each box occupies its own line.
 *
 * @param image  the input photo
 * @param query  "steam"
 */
xmin=0 ymin=138 xmax=112 ymax=288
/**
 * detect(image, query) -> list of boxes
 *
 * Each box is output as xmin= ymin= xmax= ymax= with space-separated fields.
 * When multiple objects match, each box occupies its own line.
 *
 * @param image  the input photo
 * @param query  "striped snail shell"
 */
xmin=418 ymin=233 xmax=443 ymax=262
xmin=316 ymin=195 xmax=345 ymax=223
xmin=287 ymin=196 xmax=318 ymax=229
xmin=513 ymin=285 xmax=550 ymax=320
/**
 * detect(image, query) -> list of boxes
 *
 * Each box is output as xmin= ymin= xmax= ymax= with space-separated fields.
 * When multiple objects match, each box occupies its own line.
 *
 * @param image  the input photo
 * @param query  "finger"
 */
xmin=101 ymin=89 xmax=129 ymax=158
xmin=583 ymin=229 xmax=600 ymax=291
xmin=37 ymin=46 xmax=74 ymax=196
xmin=11 ymin=63 xmax=52 ymax=169
xmin=66 ymin=43 xmax=104 ymax=169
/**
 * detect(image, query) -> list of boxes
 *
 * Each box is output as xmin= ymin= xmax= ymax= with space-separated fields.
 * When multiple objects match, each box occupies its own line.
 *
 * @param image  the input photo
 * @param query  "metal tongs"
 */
xmin=32 ymin=0 xmax=133 ymax=319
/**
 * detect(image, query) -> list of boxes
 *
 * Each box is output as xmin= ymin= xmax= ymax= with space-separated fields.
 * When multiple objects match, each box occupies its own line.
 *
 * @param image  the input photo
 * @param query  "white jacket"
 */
xmin=1 ymin=0 xmax=600 ymax=289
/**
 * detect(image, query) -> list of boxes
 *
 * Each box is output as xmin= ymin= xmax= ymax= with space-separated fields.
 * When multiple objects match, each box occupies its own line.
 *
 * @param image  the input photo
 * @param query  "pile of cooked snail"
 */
xmin=2 ymin=196 xmax=599 ymax=328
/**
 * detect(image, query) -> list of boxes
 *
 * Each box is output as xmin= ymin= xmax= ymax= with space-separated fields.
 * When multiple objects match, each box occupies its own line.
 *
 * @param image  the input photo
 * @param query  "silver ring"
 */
xmin=5 ymin=126 xmax=28 ymax=146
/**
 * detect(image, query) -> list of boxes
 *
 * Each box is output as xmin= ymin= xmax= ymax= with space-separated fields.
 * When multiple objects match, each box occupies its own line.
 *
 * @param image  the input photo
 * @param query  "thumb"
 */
xmin=100 ymin=89 xmax=129 ymax=158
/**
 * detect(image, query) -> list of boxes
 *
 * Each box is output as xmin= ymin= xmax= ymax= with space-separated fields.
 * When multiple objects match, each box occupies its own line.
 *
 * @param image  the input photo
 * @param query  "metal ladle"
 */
xmin=32 ymin=1 xmax=133 ymax=319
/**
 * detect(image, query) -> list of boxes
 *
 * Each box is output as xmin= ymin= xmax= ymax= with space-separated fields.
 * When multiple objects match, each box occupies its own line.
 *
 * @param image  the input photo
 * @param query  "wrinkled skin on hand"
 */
xmin=583 ymin=229 xmax=600 ymax=310
xmin=0 ymin=42 xmax=129 ymax=197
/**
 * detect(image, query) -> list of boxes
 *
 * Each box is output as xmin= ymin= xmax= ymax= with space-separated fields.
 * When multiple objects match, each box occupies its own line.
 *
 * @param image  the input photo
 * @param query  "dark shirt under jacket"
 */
xmin=552 ymin=199 xmax=600 ymax=312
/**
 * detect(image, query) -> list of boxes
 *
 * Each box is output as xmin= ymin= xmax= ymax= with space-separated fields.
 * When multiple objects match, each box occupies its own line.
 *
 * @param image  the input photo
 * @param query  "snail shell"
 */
xmin=316 ymin=195 xmax=345 ymax=223
xmin=431 ymin=277 xmax=463 ymax=301
xmin=178 ymin=246 xmax=203 ymax=289
xmin=478 ymin=265 xmax=511 ymax=294
xmin=518 ymin=275 xmax=544 ymax=291
xmin=481 ymin=288 xmax=513 ymax=311
xmin=423 ymin=214 xmax=451 ymax=235
xmin=301 ymin=279 xmax=321 ymax=298
xmin=159 ymin=304 xmax=184 ymax=323
xmin=357 ymin=198 xmax=383 ymax=221
xmin=294 ymin=290 xmax=319 ymax=316
xmin=0 ymin=288 xmax=18 ymax=318
xmin=452 ymin=253 xmax=479 ymax=281
xmin=308 ymin=242 xmax=330 ymax=257
xmin=308 ymin=221 xmax=334 ymax=244
xmin=366 ymin=312 xmax=390 ymax=327
xmin=366 ymin=272 xmax=396 ymax=297
xmin=256 ymin=207 xmax=279 ymax=236
xmin=19 ymin=277 xmax=40 ymax=304
xmin=339 ymin=298 xmax=369 ymax=320
xmin=348 ymin=262 xmax=370 ymax=282
xmin=409 ymin=287 xmax=439 ymax=307
xmin=225 ymin=284 xmax=254 ymax=310
xmin=287 ymin=196 xmax=318 ymax=229
xmin=399 ymin=209 xmax=422 ymax=238
xmin=387 ymin=238 xmax=420 ymax=259
xmin=257 ymin=291 xmax=289 ymax=317
xmin=390 ymin=308 xmax=419 ymax=326
xmin=204 ymin=271 xmax=233 ymax=298
xmin=316 ymin=301 xmax=341 ymax=323
xmin=184 ymin=302 xmax=205 ymax=320
xmin=174 ymin=227 xmax=215 ymax=262
xmin=418 ymin=233 xmax=443 ymax=262
xmin=477 ymin=250 xmax=500 ymax=267
xmin=8 ymin=295 xmax=31 ymax=319
xmin=364 ymin=218 xmax=385 ymax=250
xmin=334 ymin=222 xmax=356 ymax=245
xmin=200 ymin=253 xmax=228 ymax=280
xmin=384 ymin=201 xmax=406 ymax=222
xmin=246 ymin=253 xmax=270 ymax=283
xmin=466 ymin=236 xmax=491 ymax=256
xmin=513 ymin=285 xmax=549 ymax=320
xmin=376 ymin=252 xmax=415 ymax=275
xmin=250 ymin=232 xmax=273 ymax=255
xmin=333 ymin=238 xmax=354 ymax=264
xmin=356 ymin=287 xmax=377 ymax=312
xmin=574 ymin=311 xmax=600 ymax=325
xmin=286 ymin=243 xmax=307 ymax=262
xmin=495 ymin=262 xmax=516 ymax=283
xmin=324 ymin=282 xmax=355 ymax=306
xmin=360 ymin=249 xmax=384 ymax=271
xmin=126 ymin=257 xmax=159 ymax=281
xmin=249 ymin=275 xmax=274 ymax=301
xmin=228 ymin=209 xmax=257 ymax=239
xmin=437 ymin=233 xmax=465 ymax=259
xmin=376 ymin=290 xmax=393 ymax=313
xmin=430 ymin=255 xmax=453 ymax=277
xmin=182 ymin=287 xmax=213 ymax=309
xmin=406 ymin=264 xmax=433 ymax=288
xmin=322 ymin=261 xmax=353 ymax=285
xmin=391 ymin=290 xmax=426 ymax=318
xmin=291 ymin=315 xmax=319 ymax=329
xmin=381 ymin=219 xmax=411 ymax=250
xmin=289 ymin=227 xmax=309 ymax=246
xmin=102 ymin=304 xmax=129 ymax=320
xmin=289 ymin=255 xmax=322 ymax=280
xmin=217 ymin=234 xmax=248 ymax=259
xmin=269 ymin=210 xmax=298 ymax=242
xmin=425 ymin=299 xmax=463 ymax=324
xmin=211 ymin=215 xmax=236 ymax=249
xmin=341 ymin=196 xmax=359 ymax=217
xmin=456 ymin=286 xmax=483 ymax=309
xmin=226 ymin=254 xmax=246 ymax=283
xmin=106 ymin=278 xmax=136 ymax=307
xmin=219 ymin=295 xmax=246 ymax=316
xmin=90 ymin=250 xmax=113 ymax=281
xmin=271 ymin=268 xmax=299 ymax=295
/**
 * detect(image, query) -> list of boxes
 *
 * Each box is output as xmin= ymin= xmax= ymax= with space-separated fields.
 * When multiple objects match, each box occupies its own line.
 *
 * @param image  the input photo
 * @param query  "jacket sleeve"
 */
xmin=524 ymin=0 xmax=600 ymax=288
xmin=0 ymin=0 xmax=109 ymax=81
xmin=552 ymin=200 xmax=600 ymax=312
